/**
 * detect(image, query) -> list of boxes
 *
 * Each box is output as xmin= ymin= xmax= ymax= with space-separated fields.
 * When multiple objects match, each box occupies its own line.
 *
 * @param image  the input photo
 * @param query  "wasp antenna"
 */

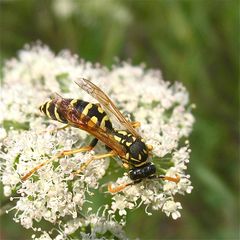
xmin=157 ymin=175 xmax=180 ymax=183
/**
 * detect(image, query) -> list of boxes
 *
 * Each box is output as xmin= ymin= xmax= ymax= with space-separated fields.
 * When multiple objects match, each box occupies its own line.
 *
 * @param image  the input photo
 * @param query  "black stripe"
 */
xmin=104 ymin=120 xmax=113 ymax=130
xmin=74 ymin=100 xmax=89 ymax=113
xmin=56 ymin=106 xmax=68 ymax=123
xmin=90 ymin=138 xmax=98 ymax=148
xmin=41 ymin=102 xmax=48 ymax=115
xmin=47 ymin=102 xmax=57 ymax=120
xmin=87 ymin=105 xmax=105 ymax=123
xmin=87 ymin=105 xmax=113 ymax=131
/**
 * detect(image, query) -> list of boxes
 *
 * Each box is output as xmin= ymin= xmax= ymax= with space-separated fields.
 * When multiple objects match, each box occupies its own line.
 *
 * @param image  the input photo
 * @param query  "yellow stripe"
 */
xmin=54 ymin=106 xmax=62 ymax=122
xmin=91 ymin=116 xmax=98 ymax=124
xmin=39 ymin=104 xmax=43 ymax=112
xmin=70 ymin=99 xmax=78 ymax=106
xmin=100 ymin=115 xmax=109 ymax=129
xmin=126 ymin=142 xmax=132 ymax=147
xmin=82 ymin=103 xmax=93 ymax=116
xmin=118 ymin=130 xmax=128 ymax=135
xmin=135 ymin=161 xmax=146 ymax=166
xmin=131 ymin=157 xmax=141 ymax=162
xmin=98 ymin=106 xmax=104 ymax=113
xmin=46 ymin=101 xmax=52 ymax=119
xmin=114 ymin=135 xmax=122 ymax=142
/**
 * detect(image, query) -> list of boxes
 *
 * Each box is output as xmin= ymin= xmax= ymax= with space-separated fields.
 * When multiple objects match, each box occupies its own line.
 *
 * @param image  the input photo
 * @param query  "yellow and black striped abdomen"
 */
xmin=70 ymin=99 xmax=113 ymax=131
xmin=39 ymin=98 xmax=113 ymax=131
xmin=39 ymin=100 xmax=68 ymax=123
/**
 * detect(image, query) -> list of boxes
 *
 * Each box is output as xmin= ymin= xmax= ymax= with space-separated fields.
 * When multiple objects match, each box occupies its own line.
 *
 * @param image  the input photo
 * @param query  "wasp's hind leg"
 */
xmin=21 ymin=138 xmax=99 ymax=181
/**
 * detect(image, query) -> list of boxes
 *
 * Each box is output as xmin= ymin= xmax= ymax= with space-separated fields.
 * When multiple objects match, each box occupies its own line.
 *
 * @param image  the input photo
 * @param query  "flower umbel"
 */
xmin=0 ymin=44 xmax=194 ymax=239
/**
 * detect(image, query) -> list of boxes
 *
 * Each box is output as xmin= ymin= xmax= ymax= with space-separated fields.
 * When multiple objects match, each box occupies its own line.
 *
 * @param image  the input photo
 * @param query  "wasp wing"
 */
xmin=54 ymin=96 xmax=126 ymax=158
xmin=75 ymin=78 xmax=140 ymax=138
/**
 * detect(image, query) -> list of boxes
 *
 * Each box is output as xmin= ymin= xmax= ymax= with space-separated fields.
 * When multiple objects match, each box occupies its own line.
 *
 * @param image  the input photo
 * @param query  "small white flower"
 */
xmin=162 ymin=200 xmax=182 ymax=220
xmin=33 ymin=232 xmax=52 ymax=240
xmin=0 ymin=127 xmax=7 ymax=140
xmin=111 ymin=194 xmax=134 ymax=216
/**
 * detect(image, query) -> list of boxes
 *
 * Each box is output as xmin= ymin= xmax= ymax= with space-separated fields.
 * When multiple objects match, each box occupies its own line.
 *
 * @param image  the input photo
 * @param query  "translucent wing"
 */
xmin=54 ymin=96 xmax=126 ymax=158
xmin=75 ymin=78 xmax=140 ymax=138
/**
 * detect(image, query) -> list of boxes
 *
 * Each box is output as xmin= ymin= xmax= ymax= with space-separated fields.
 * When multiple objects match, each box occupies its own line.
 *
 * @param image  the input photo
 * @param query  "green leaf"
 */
xmin=56 ymin=73 xmax=70 ymax=93
xmin=3 ymin=120 xmax=30 ymax=131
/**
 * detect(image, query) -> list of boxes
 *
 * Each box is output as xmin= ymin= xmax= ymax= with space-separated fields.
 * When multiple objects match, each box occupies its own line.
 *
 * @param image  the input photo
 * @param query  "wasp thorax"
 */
xmin=128 ymin=138 xmax=149 ymax=162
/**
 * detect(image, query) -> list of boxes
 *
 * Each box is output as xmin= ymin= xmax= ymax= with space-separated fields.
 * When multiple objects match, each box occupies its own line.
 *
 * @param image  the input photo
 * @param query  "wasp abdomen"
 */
xmin=39 ymin=100 xmax=68 ymax=123
xmin=40 ymin=98 xmax=113 ymax=131
xmin=70 ymin=99 xmax=113 ymax=130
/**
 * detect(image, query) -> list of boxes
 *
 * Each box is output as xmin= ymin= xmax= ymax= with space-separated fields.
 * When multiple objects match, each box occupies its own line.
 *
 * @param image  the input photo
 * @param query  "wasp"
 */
xmin=21 ymin=78 xmax=179 ymax=192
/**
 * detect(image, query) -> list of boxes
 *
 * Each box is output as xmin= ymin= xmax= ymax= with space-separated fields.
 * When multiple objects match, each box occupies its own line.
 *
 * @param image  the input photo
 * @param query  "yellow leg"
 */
xmin=131 ymin=121 xmax=141 ymax=128
xmin=21 ymin=145 xmax=94 ymax=181
xmin=146 ymin=144 xmax=153 ymax=151
xmin=73 ymin=151 xmax=116 ymax=175
xmin=130 ymin=121 xmax=154 ymax=152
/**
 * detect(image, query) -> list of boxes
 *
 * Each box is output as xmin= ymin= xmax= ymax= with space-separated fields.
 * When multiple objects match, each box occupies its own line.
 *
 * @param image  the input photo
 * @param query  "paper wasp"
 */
xmin=21 ymin=78 xmax=179 ymax=192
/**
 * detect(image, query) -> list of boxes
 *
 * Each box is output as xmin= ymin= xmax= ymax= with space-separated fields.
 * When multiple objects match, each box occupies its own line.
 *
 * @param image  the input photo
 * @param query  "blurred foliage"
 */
xmin=0 ymin=0 xmax=239 ymax=239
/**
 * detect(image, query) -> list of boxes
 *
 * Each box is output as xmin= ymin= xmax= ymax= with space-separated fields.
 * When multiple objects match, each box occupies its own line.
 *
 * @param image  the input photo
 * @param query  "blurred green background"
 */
xmin=0 ymin=0 xmax=239 ymax=239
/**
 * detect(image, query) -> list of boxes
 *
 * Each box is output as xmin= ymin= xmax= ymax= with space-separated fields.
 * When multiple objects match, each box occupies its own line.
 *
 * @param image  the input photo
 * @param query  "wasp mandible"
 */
xmin=21 ymin=78 xmax=180 ymax=192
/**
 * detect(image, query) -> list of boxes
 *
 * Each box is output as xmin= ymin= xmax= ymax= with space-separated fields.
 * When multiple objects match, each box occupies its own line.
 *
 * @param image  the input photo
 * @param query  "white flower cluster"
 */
xmin=0 ymin=44 xmax=194 ymax=239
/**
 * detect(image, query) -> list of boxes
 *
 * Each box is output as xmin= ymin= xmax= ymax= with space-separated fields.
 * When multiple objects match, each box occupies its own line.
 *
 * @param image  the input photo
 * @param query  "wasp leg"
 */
xmin=73 ymin=151 xmax=116 ymax=175
xmin=108 ymin=179 xmax=142 ymax=193
xmin=131 ymin=121 xmax=141 ymax=128
xmin=21 ymin=138 xmax=99 ymax=181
